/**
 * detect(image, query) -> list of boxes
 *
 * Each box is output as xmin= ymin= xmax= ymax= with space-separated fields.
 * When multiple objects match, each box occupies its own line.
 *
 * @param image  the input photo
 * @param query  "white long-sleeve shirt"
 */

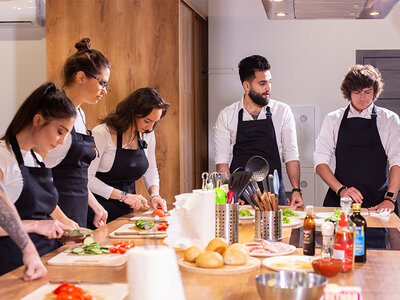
xmin=314 ymin=103 xmax=400 ymax=170
xmin=88 ymin=124 xmax=160 ymax=199
xmin=44 ymin=107 xmax=87 ymax=168
xmin=0 ymin=141 xmax=42 ymax=203
xmin=214 ymin=98 xmax=300 ymax=166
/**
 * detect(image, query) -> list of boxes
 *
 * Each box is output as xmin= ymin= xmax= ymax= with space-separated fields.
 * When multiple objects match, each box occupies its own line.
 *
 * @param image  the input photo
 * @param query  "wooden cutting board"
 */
xmin=21 ymin=283 xmax=128 ymax=300
xmin=47 ymin=249 xmax=129 ymax=267
xmin=178 ymin=256 xmax=260 ymax=275
xmin=129 ymin=209 xmax=169 ymax=222
xmin=109 ymin=223 xmax=167 ymax=239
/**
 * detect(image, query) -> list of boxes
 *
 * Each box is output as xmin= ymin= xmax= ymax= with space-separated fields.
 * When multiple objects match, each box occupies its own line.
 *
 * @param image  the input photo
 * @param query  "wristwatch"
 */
xmin=291 ymin=188 xmax=302 ymax=196
xmin=119 ymin=191 xmax=127 ymax=202
xmin=385 ymin=191 xmax=395 ymax=198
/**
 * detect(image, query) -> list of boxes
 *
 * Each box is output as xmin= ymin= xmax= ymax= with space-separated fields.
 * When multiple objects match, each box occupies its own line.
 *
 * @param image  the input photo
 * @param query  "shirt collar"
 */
xmin=349 ymin=102 xmax=374 ymax=117
xmin=239 ymin=96 xmax=269 ymax=114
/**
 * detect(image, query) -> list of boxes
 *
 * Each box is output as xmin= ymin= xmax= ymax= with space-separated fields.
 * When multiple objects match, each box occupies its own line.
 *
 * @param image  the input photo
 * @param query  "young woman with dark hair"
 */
xmin=44 ymin=38 xmax=111 ymax=228
xmin=0 ymin=82 xmax=76 ymax=275
xmin=87 ymin=88 xmax=169 ymax=225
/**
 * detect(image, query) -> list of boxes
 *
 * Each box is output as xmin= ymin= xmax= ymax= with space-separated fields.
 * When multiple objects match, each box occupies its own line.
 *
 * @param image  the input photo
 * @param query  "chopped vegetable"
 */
xmin=135 ymin=219 xmax=155 ymax=229
xmin=282 ymin=216 xmax=291 ymax=224
xmin=239 ymin=209 xmax=254 ymax=217
xmin=282 ymin=208 xmax=300 ymax=217
xmin=111 ymin=240 xmax=135 ymax=254
xmin=65 ymin=240 xmax=110 ymax=255
xmin=153 ymin=209 xmax=165 ymax=217
xmin=325 ymin=209 xmax=342 ymax=221
xmin=157 ymin=222 xmax=169 ymax=231
xmin=82 ymin=236 xmax=95 ymax=246
xmin=68 ymin=229 xmax=93 ymax=237
xmin=53 ymin=283 xmax=92 ymax=300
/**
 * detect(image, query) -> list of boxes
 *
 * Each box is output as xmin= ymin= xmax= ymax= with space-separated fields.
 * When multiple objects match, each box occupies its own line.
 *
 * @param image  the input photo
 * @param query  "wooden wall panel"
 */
xmin=47 ymin=0 xmax=180 ymax=205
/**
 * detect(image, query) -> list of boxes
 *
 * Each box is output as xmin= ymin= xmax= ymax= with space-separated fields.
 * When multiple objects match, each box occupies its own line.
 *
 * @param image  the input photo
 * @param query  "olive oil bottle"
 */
xmin=350 ymin=203 xmax=367 ymax=263
xmin=303 ymin=205 xmax=315 ymax=256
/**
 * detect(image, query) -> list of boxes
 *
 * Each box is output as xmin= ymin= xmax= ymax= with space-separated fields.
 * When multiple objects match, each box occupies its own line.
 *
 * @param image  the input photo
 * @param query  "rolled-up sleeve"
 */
xmin=385 ymin=113 xmax=400 ymax=169
xmin=214 ymin=109 xmax=233 ymax=165
xmin=281 ymin=106 xmax=299 ymax=163
xmin=142 ymin=132 xmax=160 ymax=189
xmin=314 ymin=113 xmax=337 ymax=170
xmin=88 ymin=126 xmax=114 ymax=199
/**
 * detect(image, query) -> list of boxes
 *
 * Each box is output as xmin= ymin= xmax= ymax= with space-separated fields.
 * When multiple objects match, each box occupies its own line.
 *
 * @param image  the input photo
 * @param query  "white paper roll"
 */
xmin=127 ymin=246 xmax=185 ymax=300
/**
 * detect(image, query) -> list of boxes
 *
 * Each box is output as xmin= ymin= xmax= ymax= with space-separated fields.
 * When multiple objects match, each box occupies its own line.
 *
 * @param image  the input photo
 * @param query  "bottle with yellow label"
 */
xmin=350 ymin=203 xmax=367 ymax=263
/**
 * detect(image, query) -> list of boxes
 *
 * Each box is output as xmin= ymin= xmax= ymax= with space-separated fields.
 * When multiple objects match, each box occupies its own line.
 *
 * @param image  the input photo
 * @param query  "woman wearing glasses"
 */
xmin=44 ymin=38 xmax=111 ymax=228
xmin=87 ymin=88 xmax=169 ymax=225
xmin=0 ymin=82 xmax=75 ymax=275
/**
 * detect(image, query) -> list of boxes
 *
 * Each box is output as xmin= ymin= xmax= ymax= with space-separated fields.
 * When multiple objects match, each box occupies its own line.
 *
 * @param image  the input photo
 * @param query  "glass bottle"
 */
xmin=303 ymin=205 xmax=315 ymax=256
xmin=350 ymin=203 xmax=367 ymax=263
xmin=333 ymin=212 xmax=353 ymax=272
xmin=340 ymin=196 xmax=355 ymax=266
xmin=321 ymin=221 xmax=335 ymax=258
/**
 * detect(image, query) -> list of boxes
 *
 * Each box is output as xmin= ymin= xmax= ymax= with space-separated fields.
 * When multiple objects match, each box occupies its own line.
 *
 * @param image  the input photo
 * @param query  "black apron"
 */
xmin=88 ymin=132 xmax=149 ymax=226
xmin=323 ymin=105 xmax=394 ymax=212
xmin=230 ymin=107 xmax=286 ymax=204
xmin=51 ymin=127 xmax=96 ymax=227
xmin=0 ymin=136 xmax=61 ymax=275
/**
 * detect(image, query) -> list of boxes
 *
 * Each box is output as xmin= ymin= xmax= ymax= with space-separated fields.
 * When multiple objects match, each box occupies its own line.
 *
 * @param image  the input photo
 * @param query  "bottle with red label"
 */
xmin=303 ymin=205 xmax=315 ymax=256
xmin=333 ymin=212 xmax=353 ymax=272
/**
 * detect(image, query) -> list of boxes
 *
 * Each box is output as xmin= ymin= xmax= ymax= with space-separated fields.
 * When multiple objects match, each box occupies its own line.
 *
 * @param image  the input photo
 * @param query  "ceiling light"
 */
xmin=369 ymin=11 xmax=381 ymax=16
xmin=275 ymin=12 xmax=287 ymax=17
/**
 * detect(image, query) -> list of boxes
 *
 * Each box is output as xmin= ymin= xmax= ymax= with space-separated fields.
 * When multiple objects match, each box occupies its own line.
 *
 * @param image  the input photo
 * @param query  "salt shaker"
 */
xmin=321 ymin=221 xmax=335 ymax=258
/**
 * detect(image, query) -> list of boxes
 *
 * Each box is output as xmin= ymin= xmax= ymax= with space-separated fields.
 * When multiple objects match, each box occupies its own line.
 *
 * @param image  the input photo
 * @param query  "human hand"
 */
xmin=150 ymin=196 xmax=167 ymax=212
xmin=93 ymin=205 xmax=108 ymax=228
xmin=123 ymin=194 xmax=150 ymax=210
xmin=339 ymin=186 xmax=363 ymax=203
xmin=368 ymin=200 xmax=395 ymax=213
xmin=63 ymin=218 xmax=79 ymax=230
xmin=287 ymin=193 xmax=304 ymax=208
xmin=22 ymin=242 xmax=47 ymax=281
xmin=34 ymin=220 xmax=74 ymax=239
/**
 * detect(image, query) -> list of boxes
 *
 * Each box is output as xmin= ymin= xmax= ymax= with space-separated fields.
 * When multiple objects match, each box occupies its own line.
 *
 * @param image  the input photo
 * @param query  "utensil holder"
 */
xmin=215 ymin=203 xmax=239 ymax=245
xmin=255 ymin=209 xmax=283 ymax=241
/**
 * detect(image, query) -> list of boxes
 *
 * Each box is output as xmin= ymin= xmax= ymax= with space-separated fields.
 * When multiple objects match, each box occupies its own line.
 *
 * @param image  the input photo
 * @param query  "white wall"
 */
xmin=208 ymin=0 xmax=400 ymax=204
xmin=0 ymin=26 xmax=46 ymax=135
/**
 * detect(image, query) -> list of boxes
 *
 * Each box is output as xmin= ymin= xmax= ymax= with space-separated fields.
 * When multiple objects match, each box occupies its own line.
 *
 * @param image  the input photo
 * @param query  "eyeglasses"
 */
xmin=85 ymin=73 xmax=108 ymax=89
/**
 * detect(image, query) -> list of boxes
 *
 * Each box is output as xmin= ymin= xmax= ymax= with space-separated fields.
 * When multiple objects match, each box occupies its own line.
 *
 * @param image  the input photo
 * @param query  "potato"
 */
xmin=195 ymin=251 xmax=224 ymax=268
xmin=222 ymin=243 xmax=249 ymax=265
xmin=183 ymin=246 xmax=204 ymax=263
xmin=205 ymin=237 xmax=228 ymax=255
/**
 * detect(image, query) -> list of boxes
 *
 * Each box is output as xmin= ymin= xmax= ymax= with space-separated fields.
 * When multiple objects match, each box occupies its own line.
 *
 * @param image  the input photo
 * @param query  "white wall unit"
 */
xmin=282 ymin=168 xmax=315 ymax=206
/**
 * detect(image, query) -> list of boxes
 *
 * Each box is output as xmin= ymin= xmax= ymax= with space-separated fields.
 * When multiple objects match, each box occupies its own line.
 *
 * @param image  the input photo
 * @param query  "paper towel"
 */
xmin=164 ymin=190 xmax=216 ymax=249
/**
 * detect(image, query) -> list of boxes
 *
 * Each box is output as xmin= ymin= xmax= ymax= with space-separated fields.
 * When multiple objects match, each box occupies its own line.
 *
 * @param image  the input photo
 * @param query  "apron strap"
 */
xmin=117 ymin=133 xmax=123 ymax=149
xmin=266 ymin=106 xmax=272 ymax=119
xmin=30 ymin=150 xmax=45 ymax=168
xmin=9 ymin=135 xmax=24 ymax=165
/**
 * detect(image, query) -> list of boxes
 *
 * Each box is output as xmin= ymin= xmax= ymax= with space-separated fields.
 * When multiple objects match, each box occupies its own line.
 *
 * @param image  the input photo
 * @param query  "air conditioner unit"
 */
xmin=0 ymin=0 xmax=45 ymax=26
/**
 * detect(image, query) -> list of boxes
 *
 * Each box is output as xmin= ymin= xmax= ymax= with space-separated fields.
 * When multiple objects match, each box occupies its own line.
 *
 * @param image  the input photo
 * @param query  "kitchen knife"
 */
xmin=268 ymin=174 xmax=274 ymax=194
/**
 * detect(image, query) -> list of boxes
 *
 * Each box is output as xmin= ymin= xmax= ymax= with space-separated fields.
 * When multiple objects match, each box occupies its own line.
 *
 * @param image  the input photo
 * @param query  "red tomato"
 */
xmin=109 ymin=247 xmax=118 ymax=253
xmin=118 ymin=247 xmax=127 ymax=254
xmin=83 ymin=295 xmax=93 ymax=300
xmin=54 ymin=283 xmax=71 ymax=294
xmin=153 ymin=209 xmax=165 ymax=217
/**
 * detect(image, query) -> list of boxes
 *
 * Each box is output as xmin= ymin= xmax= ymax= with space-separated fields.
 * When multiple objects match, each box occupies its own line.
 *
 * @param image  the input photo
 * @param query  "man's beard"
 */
xmin=249 ymin=89 xmax=269 ymax=107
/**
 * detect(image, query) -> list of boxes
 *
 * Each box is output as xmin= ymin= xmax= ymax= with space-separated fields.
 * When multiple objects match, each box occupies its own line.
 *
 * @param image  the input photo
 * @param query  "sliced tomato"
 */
xmin=109 ymin=247 xmax=118 ymax=253
xmin=118 ymin=247 xmax=127 ymax=254
xmin=83 ymin=295 xmax=93 ymax=300
xmin=54 ymin=283 xmax=71 ymax=294
xmin=152 ymin=209 xmax=165 ymax=217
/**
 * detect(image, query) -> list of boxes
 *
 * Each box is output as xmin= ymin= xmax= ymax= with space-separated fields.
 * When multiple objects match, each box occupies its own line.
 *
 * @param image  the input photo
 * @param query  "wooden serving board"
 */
xmin=109 ymin=223 xmax=167 ymax=239
xmin=47 ymin=249 xmax=129 ymax=267
xmin=178 ymin=256 xmax=260 ymax=275
xmin=21 ymin=283 xmax=128 ymax=300
xmin=130 ymin=209 xmax=169 ymax=222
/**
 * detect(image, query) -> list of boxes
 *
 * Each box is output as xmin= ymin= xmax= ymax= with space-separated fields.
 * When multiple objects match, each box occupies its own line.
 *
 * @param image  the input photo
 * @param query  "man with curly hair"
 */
xmin=314 ymin=65 xmax=400 ymax=213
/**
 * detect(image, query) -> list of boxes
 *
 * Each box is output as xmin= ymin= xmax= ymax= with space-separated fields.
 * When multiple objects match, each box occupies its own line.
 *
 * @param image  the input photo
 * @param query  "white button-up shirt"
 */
xmin=314 ymin=103 xmax=400 ymax=170
xmin=88 ymin=124 xmax=160 ymax=200
xmin=214 ymin=98 xmax=300 ymax=166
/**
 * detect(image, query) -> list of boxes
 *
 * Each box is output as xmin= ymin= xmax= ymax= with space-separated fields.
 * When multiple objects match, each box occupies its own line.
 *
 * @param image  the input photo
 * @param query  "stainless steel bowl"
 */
xmin=255 ymin=271 xmax=328 ymax=300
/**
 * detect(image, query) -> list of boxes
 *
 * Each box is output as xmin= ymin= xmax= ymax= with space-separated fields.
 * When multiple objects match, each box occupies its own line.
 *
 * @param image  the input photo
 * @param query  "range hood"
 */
xmin=262 ymin=0 xmax=400 ymax=19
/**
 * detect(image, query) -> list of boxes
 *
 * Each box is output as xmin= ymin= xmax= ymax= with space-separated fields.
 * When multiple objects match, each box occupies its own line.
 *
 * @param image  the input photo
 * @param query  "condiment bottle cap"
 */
xmin=338 ymin=212 xmax=347 ymax=227
xmin=321 ymin=221 xmax=334 ymax=235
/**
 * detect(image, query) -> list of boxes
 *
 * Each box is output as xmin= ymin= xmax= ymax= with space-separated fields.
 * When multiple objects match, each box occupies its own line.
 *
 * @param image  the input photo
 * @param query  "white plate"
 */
xmin=315 ymin=212 xmax=335 ymax=219
xmin=314 ymin=218 xmax=325 ymax=227
xmin=244 ymin=242 xmax=296 ymax=257
xmin=239 ymin=209 xmax=255 ymax=220
xmin=262 ymin=255 xmax=315 ymax=272
xmin=283 ymin=218 xmax=303 ymax=228
xmin=282 ymin=210 xmax=307 ymax=219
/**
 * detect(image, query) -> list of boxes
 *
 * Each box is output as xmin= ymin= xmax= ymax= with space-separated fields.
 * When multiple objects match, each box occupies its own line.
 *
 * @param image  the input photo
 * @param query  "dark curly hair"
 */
xmin=63 ymin=38 xmax=111 ymax=87
xmin=340 ymin=65 xmax=384 ymax=101
xmin=238 ymin=55 xmax=271 ymax=83
xmin=101 ymin=88 xmax=169 ymax=134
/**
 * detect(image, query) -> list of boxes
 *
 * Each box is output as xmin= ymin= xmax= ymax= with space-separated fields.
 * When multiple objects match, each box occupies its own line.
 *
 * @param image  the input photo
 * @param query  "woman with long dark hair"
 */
xmin=0 ymin=82 xmax=75 ymax=275
xmin=44 ymin=38 xmax=111 ymax=228
xmin=87 ymin=88 xmax=169 ymax=224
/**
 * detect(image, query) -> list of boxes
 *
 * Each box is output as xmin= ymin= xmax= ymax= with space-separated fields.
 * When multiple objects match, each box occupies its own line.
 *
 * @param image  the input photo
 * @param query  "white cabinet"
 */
xmin=282 ymin=168 xmax=315 ymax=206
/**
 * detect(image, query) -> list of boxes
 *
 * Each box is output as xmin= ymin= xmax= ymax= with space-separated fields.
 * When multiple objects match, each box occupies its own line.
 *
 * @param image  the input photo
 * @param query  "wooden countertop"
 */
xmin=1 ymin=207 xmax=400 ymax=300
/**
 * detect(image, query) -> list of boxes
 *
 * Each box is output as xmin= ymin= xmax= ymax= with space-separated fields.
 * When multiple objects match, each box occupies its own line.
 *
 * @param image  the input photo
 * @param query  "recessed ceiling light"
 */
xmin=369 ymin=11 xmax=380 ymax=16
xmin=272 ymin=0 xmax=284 ymax=2
xmin=275 ymin=12 xmax=287 ymax=17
